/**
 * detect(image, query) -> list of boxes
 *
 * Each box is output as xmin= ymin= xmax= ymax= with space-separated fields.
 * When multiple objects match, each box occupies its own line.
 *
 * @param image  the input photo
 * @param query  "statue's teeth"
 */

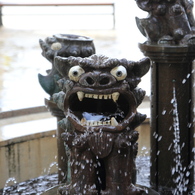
xmin=102 ymin=120 xmax=109 ymax=125
xmin=77 ymin=91 xmax=84 ymax=101
xmin=87 ymin=121 xmax=99 ymax=126
xmin=99 ymin=95 xmax=103 ymax=99
xmin=85 ymin=94 xmax=93 ymax=98
xmin=81 ymin=119 xmax=115 ymax=127
xmin=93 ymin=94 xmax=98 ymax=99
xmin=111 ymin=117 xmax=118 ymax=126
xmin=98 ymin=121 xmax=103 ymax=125
xmin=104 ymin=95 xmax=108 ymax=99
xmin=85 ymin=94 xmax=89 ymax=98
xmin=81 ymin=118 xmax=87 ymax=125
xmin=78 ymin=92 xmax=120 ymax=101
xmin=112 ymin=92 xmax=120 ymax=102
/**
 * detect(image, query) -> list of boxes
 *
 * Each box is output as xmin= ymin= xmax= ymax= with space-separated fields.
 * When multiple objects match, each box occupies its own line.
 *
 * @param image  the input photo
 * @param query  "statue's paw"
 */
xmin=72 ymin=134 xmax=88 ymax=148
xmin=101 ymin=189 xmax=111 ymax=195
xmin=61 ymin=132 xmax=74 ymax=141
xmin=61 ymin=132 xmax=75 ymax=147
xmin=181 ymin=34 xmax=195 ymax=45
xmin=58 ymin=184 xmax=88 ymax=195
xmin=58 ymin=185 xmax=70 ymax=195
xmin=187 ymin=37 xmax=195 ymax=45
xmin=158 ymin=35 xmax=174 ymax=44
xmin=127 ymin=184 xmax=146 ymax=195
xmin=85 ymin=188 xmax=98 ymax=195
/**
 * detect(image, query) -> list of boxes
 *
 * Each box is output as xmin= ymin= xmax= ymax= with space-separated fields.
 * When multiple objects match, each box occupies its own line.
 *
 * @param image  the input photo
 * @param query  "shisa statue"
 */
xmin=38 ymin=34 xmax=95 ymax=96
xmin=52 ymin=54 xmax=150 ymax=194
xmin=38 ymin=34 xmax=96 ymax=183
xmin=136 ymin=0 xmax=195 ymax=44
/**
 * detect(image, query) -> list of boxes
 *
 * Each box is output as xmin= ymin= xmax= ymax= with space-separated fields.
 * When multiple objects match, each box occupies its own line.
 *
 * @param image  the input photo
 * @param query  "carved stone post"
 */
xmin=135 ymin=0 xmax=195 ymax=194
xmin=139 ymin=44 xmax=195 ymax=194
xmin=38 ymin=34 xmax=95 ymax=183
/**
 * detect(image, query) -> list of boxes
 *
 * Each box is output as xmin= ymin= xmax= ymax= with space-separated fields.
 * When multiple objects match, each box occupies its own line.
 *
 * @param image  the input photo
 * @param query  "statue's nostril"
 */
xmin=99 ymin=77 xmax=110 ymax=85
xmin=86 ymin=77 xmax=95 ymax=85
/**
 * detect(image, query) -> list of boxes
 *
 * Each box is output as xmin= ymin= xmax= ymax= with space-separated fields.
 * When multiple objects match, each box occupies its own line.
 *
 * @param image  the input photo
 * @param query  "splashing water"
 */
xmin=2 ymin=177 xmax=17 ymax=195
xmin=47 ymin=162 xmax=58 ymax=175
xmin=171 ymin=85 xmax=189 ymax=194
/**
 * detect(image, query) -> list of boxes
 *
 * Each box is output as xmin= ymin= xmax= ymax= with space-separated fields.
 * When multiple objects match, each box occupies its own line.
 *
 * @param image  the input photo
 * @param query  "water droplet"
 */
xmin=182 ymin=79 xmax=186 ymax=84
xmin=162 ymin=110 xmax=166 ymax=115
xmin=47 ymin=162 xmax=58 ymax=175
xmin=186 ymin=171 xmax=190 ymax=177
xmin=142 ymin=146 xmax=147 ymax=151
xmin=172 ymin=167 xmax=175 ymax=175
xmin=158 ymin=136 xmax=162 ymax=141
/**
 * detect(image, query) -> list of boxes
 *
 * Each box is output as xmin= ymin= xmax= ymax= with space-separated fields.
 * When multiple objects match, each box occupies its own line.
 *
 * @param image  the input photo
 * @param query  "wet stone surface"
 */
xmin=0 ymin=174 xmax=58 ymax=195
xmin=0 ymin=157 xmax=150 ymax=194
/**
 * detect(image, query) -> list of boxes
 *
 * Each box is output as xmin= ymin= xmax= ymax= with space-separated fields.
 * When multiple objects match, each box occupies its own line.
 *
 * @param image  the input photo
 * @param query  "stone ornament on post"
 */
xmin=136 ymin=0 xmax=195 ymax=45
xmin=52 ymin=54 xmax=152 ymax=194
xmin=38 ymin=34 xmax=95 ymax=183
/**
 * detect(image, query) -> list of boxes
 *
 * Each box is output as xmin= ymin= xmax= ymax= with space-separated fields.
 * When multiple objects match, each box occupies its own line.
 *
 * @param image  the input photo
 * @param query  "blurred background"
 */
xmin=0 ymin=0 xmax=148 ymax=112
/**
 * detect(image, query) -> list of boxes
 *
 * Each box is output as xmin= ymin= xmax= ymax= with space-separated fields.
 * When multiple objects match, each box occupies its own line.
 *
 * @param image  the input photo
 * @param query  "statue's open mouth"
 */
xmin=64 ymin=88 xmax=136 ymax=132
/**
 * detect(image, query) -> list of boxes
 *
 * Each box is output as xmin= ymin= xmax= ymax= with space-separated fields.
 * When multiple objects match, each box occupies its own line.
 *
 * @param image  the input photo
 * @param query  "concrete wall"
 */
xmin=137 ymin=119 xmax=150 ymax=156
xmin=0 ymin=130 xmax=57 ymax=189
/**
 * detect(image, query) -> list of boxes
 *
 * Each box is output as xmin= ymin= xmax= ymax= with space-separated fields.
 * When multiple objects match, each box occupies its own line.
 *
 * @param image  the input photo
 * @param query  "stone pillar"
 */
xmin=44 ymin=99 xmax=67 ymax=183
xmin=139 ymin=44 xmax=195 ymax=194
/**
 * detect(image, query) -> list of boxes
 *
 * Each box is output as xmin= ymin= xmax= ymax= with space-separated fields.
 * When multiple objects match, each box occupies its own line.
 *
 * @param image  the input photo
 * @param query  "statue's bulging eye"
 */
xmin=110 ymin=65 xmax=127 ymax=81
xmin=68 ymin=66 xmax=85 ymax=82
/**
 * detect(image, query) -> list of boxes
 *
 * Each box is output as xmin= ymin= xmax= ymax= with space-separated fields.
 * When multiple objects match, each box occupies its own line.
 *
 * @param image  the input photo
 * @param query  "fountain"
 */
xmin=1 ymin=0 xmax=194 ymax=194
xmin=135 ymin=0 xmax=195 ymax=194
xmin=37 ymin=0 xmax=194 ymax=193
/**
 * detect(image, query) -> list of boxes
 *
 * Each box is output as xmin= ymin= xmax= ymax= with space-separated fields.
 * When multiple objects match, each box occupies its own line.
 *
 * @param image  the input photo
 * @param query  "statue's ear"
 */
xmin=136 ymin=0 xmax=152 ymax=12
xmin=54 ymin=56 xmax=70 ymax=77
xmin=133 ymin=57 xmax=150 ymax=77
